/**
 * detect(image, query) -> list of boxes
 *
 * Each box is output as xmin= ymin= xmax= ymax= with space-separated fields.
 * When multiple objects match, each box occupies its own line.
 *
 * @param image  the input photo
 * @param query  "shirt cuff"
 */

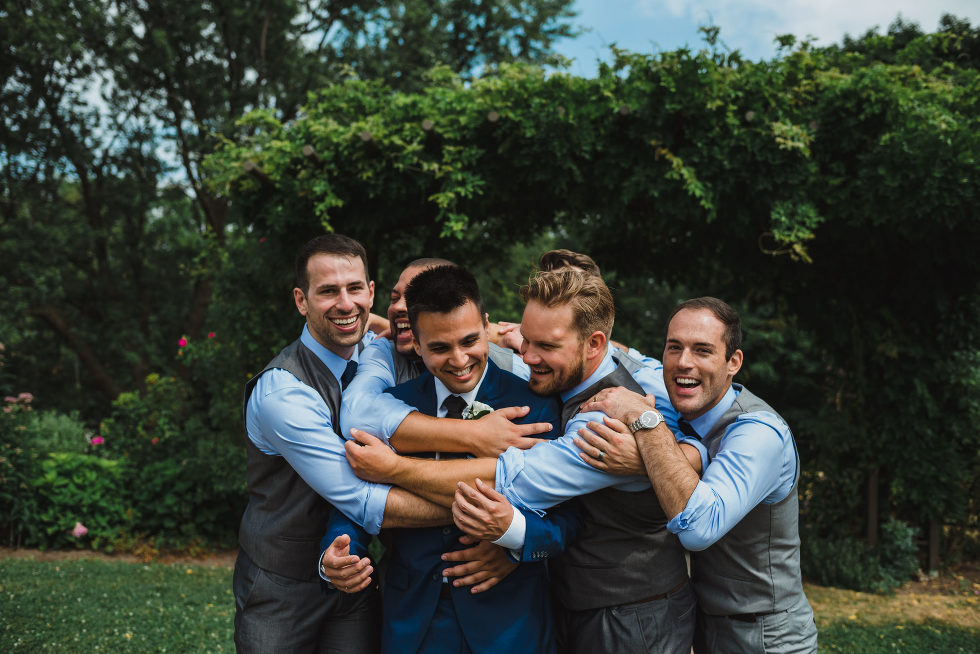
xmin=666 ymin=480 xmax=712 ymax=534
xmin=379 ymin=405 xmax=415 ymax=445
xmin=491 ymin=507 xmax=526 ymax=557
xmin=362 ymin=484 xmax=393 ymax=535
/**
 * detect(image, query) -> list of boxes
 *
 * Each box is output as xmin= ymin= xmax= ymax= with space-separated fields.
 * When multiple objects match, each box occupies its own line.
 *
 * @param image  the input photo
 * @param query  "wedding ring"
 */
xmin=597 ymin=450 xmax=605 ymax=461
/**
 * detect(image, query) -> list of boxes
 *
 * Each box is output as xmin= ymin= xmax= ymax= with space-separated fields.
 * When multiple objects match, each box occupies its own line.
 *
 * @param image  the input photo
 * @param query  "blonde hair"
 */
xmin=520 ymin=269 xmax=614 ymax=340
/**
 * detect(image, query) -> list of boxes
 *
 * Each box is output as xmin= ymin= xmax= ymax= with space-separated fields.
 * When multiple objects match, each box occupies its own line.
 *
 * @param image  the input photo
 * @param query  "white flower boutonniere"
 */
xmin=462 ymin=401 xmax=494 ymax=420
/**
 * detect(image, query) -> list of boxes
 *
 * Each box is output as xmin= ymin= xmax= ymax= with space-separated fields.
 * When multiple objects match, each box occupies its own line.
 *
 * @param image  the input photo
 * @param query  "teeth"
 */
xmin=677 ymin=377 xmax=699 ymax=386
xmin=450 ymin=366 xmax=473 ymax=377
xmin=395 ymin=321 xmax=410 ymax=330
xmin=332 ymin=316 xmax=357 ymax=326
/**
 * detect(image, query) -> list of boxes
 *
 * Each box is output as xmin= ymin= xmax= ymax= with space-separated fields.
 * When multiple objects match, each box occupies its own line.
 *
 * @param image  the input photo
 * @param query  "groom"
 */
xmin=322 ymin=264 xmax=578 ymax=654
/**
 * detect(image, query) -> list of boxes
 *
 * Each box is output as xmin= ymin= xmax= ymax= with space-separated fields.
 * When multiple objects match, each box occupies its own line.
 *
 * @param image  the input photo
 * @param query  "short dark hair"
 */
xmin=295 ymin=234 xmax=370 ymax=294
xmin=666 ymin=297 xmax=742 ymax=359
xmin=538 ymin=249 xmax=601 ymax=276
xmin=404 ymin=265 xmax=485 ymax=334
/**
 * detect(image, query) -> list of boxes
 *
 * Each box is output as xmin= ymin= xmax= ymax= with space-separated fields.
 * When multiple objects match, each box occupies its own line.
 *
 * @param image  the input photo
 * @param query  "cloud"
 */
xmin=636 ymin=0 xmax=979 ymax=50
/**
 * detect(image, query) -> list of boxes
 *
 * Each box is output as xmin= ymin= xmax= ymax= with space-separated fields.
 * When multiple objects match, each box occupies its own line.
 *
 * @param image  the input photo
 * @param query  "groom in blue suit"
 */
xmin=321 ymin=264 xmax=579 ymax=654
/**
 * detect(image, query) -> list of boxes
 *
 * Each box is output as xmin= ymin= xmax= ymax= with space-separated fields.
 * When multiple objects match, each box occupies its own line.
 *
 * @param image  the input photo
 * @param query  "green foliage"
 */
xmin=0 ymin=395 xmax=43 ymax=547
xmin=31 ymin=453 xmax=129 ymax=551
xmin=0 ymin=558 xmax=234 ymax=652
xmin=22 ymin=409 xmax=90 ymax=454
xmin=803 ymin=519 xmax=920 ymax=593
xmin=102 ymin=375 xmax=246 ymax=548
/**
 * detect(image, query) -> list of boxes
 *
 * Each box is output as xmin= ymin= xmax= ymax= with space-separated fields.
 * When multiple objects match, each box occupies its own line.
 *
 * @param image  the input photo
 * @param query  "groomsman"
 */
xmin=578 ymin=297 xmax=818 ymax=653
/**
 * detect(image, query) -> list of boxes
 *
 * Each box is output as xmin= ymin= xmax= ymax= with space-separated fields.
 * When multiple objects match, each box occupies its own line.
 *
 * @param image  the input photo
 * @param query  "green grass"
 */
xmin=0 ymin=558 xmax=234 ymax=652
xmin=819 ymin=622 xmax=980 ymax=652
xmin=2 ymin=557 xmax=978 ymax=653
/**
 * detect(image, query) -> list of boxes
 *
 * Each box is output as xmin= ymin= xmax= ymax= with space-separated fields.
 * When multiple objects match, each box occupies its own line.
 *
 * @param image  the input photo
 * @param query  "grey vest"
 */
xmin=552 ymin=363 xmax=688 ymax=611
xmin=238 ymin=339 xmax=346 ymax=580
xmin=693 ymin=385 xmax=805 ymax=615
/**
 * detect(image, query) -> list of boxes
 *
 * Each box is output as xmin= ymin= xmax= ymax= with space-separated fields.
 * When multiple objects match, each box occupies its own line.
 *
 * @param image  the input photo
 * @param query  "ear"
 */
xmin=585 ymin=330 xmax=608 ymax=361
xmin=413 ymin=336 xmax=422 ymax=358
xmin=727 ymin=349 xmax=743 ymax=378
xmin=483 ymin=313 xmax=490 ymax=330
xmin=293 ymin=288 xmax=308 ymax=316
xmin=367 ymin=280 xmax=375 ymax=307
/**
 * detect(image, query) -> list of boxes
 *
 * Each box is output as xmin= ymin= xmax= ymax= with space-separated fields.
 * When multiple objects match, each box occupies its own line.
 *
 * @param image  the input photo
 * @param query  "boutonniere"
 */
xmin=462 ymin=401 xmax=494 ymax=420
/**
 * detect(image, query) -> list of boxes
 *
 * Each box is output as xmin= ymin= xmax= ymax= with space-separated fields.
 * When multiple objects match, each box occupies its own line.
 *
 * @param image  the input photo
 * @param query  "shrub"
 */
xmin=802 ymin=518 xmax=920 ymax=593
xmin=0 ymin=393 xmax=43 ymax=546
xmin=31 ymin=452 xmax=130 ymax=550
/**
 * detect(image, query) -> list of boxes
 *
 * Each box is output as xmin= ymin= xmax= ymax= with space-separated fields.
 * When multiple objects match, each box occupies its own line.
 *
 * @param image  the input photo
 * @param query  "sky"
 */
xmin=554 ymin=1 xmax=980 ymax=76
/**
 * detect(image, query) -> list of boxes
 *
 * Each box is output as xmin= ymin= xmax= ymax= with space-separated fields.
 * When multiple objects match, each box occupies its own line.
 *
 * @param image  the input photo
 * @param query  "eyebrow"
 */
xmin=425 ymin=331 xmax=482 ymax=348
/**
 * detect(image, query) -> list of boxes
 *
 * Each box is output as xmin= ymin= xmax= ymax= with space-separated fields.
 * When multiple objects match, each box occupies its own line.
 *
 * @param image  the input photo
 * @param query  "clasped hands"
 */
xmin=574 ymin=387 xmax=662 ymax=476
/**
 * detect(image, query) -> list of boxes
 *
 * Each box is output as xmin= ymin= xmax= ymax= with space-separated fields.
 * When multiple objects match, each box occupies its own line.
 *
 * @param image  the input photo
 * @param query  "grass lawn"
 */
xmin=0 ymin=557 xmax=234 ymax=652
xmin=2 ymin=555 xmax=979 ymax=652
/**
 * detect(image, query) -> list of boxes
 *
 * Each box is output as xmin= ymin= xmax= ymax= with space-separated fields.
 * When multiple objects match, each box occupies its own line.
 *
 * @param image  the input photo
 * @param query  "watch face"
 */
xmin=640 ymin=411 xmax=662 ymax=429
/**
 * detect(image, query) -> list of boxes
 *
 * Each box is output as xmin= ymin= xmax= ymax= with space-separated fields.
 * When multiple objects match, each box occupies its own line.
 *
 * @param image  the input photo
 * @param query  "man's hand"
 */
xmin=495 ymin=321 xmax=524 ymax=352
xmin=319 ymin=534 xmax=373 ymax=594
xmin=575 ymin=417 xmax=646 ymax=476
xmin=467 ymin=406 xmax=549 ymax=457
xmin=452 ymin=478 xmax=514 ymax=541
xmin=578 ymin=387 xmax=657 ymax=427
xmin=367 ymin=312 xmax=390 ymax=335
xmin=346 ymin=429 xmax=401 ymax=483
xmin=442 ymin=535 xmax=518 ymax=594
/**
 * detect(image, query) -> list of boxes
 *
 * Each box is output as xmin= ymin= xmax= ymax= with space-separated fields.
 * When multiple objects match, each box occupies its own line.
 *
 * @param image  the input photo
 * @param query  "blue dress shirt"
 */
xmin=340 ymin=338 xmax=528 ymax=443
xmin=666 ymin=385 xmax=799 ymax=551
xmin=245 ymin=325 xmax=390 ymax=534
xmin=495 ymin=348 xmax=703 ymax=514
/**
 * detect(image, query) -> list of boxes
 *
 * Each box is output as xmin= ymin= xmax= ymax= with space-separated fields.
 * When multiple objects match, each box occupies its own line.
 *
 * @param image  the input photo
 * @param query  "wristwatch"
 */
xmin=628 ymin=410 xmax=664 ymax=433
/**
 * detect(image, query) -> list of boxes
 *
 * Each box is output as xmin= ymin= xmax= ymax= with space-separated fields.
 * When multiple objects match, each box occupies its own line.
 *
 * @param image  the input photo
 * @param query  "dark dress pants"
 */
xmin=234 ymin=548 xmax=380 ymax=654
xmin=556 ymin=581 xmax=695 ymax=654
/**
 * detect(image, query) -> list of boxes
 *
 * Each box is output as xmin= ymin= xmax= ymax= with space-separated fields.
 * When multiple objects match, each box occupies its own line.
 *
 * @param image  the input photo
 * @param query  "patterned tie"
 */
xmin=340 ymin=360 xmax=358 ymax=390
xmin=678 ymin=418 xmax=699 ymax=439
xmin=443 ymin=395 xmax=468 ymax=420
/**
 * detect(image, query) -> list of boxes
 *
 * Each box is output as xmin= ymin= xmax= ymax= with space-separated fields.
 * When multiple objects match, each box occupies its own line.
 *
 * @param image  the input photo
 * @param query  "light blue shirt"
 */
xmin=245 ymin=325 xmax=390 ymax=534
xmin=341 ymin=338 xmax=528 ymax=443
xmin=495 ymin=348 xmax=700 ymax=514
xmin=666 ymin=385 xmax=799 ymax=551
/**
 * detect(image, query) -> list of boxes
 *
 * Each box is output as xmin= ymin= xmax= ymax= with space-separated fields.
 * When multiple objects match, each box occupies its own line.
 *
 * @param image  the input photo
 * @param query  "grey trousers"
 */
xmin=233 ymin=548 xmax=380 ymax=654
xmin=693 ymin=595 xmax=818 ymax=654
xmin=557 ymin=581 xmax=696 ymax=654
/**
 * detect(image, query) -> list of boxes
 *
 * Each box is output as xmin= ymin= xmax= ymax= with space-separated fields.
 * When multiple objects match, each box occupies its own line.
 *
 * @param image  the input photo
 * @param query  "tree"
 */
xmin=0 ymin=0 xmax=578 ymax=419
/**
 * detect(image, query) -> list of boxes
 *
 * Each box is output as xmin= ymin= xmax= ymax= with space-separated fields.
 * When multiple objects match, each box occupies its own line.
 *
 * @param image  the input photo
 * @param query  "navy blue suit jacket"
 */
xmin=322 ymin=359 xmax=580 ymax=654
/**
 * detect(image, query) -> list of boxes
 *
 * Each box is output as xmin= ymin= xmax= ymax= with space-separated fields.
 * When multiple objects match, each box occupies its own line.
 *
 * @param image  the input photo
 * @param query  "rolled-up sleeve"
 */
xmin=340 ymin=339 xmax=416 ymax=443
xmin=496 ymin=410 xmax=650 ymax=515
xmin=247 ymin=369 xmax=391 ymax=534
xmin=666 ymin=412 xmax=796 ymax=550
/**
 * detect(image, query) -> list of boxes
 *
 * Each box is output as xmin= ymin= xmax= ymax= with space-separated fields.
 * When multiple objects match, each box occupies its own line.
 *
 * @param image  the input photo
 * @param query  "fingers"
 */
xmin=474 ymin=477 xmax=506 ymax=502
xmin=493 ymin=405 xmax=531 ymax=420
xmin=509 ymin=435 xmax=546 ymax=449
xmin=456 ymin=480 xmax=496 ymax=512
xmin=376 ymin=328 xmax=391 ymax=340
xmin=349 ymin=428 xmax=380 ymax=446
xmin=575 ymin=425 xmax=610 ymax=451
xmin=602 ymin=416 xmax=630 ymax=433
xmin=470 ymin=575 xmax=505 ymax=594
xmin=441 ymin=559 xmax=485 ymax=578
xmin=441 ymin=542 xmax=485 ymax=563
xmin=448 ymin=569 xmax=491 ymax=587
xmin=328 ymin=533 xmax=351 ymax=553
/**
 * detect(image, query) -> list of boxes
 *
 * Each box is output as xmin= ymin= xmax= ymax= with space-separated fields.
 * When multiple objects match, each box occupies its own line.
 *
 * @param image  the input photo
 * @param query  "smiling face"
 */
xmin=519 ymin=300 xmax=595 ymax=396
xmin=294 ymin=253 xmax=375 ymax=358
xmin=388 ymin=265 xmax=426 ymax=356
xmin=663 ymin=308 xmax=743 ymax=420
xmin=413 ymin=299 xmax=489 ymax=395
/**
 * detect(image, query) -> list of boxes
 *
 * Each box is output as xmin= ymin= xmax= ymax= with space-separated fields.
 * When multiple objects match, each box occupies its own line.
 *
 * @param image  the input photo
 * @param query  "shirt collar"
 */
xmin=689 ymin=384 xmax=738 ymax=436
xmin=434 ymin=362 xmax=490 ymax=416
xmin=300 ymin=324 xmax=362 ymax=384
xmin=561 ymin=346 xmax=615 ymax=403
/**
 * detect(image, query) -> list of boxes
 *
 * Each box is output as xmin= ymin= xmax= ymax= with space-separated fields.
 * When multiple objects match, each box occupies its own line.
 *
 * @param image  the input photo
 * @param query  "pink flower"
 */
xmin=151 ymin=437 xmax=159 ymax=445
xmin=259 ymin=237 xmax=266 ymax=243
xmin=72 ymin=522 xmax=88 ymax=538
xmin=91 ymin=436 xmax=104 ymax=445
xmin=17 ymin=392 xmax=33 ymax=402
xmin=208 ymin=331 xmax=215 ymax=339
xmin=3 ymin=396 xmax=15 ymax=403
xmin=178 ymin=337 xmax=188 ymax=348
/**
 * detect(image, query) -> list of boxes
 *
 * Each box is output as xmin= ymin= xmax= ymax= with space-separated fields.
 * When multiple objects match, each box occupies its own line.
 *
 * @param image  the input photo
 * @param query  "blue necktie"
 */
xmin=341 ymin=360 xmax=358 ymax=390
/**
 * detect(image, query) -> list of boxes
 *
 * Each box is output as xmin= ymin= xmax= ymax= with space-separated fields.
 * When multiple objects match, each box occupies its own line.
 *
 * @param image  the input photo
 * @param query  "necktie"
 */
xmin=678 ymin=418 xmax=699 ymax=439
xmin=443 ymin=395 xmax=468 ymax=420
xmin=340 ymin=360 xmax=358 ymax=390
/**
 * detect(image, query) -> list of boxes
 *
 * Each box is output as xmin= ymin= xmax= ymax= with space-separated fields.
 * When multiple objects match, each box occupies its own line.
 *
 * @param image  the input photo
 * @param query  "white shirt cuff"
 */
xmin=491 ymin=507 xmax=526 ymax=557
